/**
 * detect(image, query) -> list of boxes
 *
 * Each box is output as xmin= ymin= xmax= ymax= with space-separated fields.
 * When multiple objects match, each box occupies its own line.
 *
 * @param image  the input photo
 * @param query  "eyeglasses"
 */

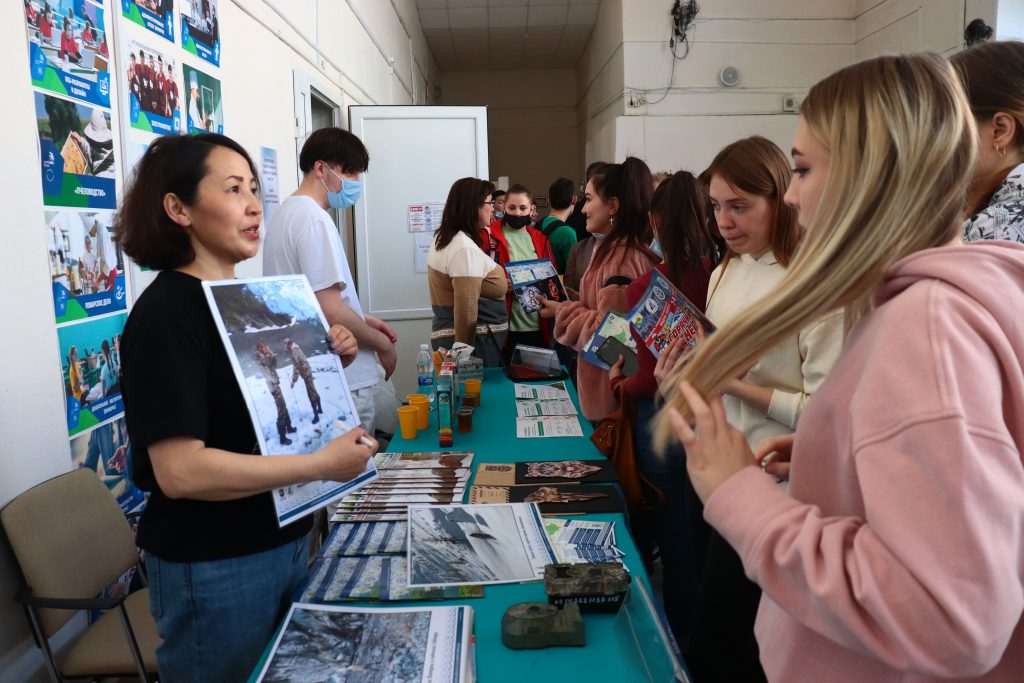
xmin=482 ymin=201 xmax=495 ymax=206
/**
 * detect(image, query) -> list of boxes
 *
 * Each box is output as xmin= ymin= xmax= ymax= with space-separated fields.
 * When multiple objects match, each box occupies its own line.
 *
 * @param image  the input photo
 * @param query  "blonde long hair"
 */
xmin=653 ymin=53 xmax=977 ymax=450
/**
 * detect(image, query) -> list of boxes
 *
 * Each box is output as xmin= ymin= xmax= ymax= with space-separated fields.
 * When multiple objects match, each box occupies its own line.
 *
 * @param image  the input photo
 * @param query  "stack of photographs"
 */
xmin=407 ymin=503 xmax=557 ymax=587
xmin=331 ymin=452 xmax=474 ymax=523
xmin=299 ymin=520 xmax=486 ymax=604
xmin=255 ymin=604 xmax=475 ymax=683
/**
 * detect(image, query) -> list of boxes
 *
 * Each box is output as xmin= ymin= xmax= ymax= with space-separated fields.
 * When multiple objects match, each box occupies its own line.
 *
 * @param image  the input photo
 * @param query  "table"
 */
xmin=249 ymin=368 xmax=686 ymax=682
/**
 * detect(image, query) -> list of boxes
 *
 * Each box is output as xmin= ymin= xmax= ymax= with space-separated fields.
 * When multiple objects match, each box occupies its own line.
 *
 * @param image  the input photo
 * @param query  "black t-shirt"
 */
xmin=122 ymin=270 xmax=311 ymax=562
xmin=567 ymin=198 xmax=589 ymax=242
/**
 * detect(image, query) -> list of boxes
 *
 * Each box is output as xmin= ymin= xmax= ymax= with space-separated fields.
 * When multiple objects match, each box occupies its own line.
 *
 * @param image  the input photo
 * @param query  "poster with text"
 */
xmin=35 ymin=92 xmax=116 ymax=209
xmin=260 ymin=146 xmax=280 ymax=222
xmin=26 ymin=0 xmax=111 ymax=108
xmin=120 ymin=0 xmax=175 ymax=42
xmin=123 ymin=38 xmax=182 ymax=135
xmin=180 ymin=0 xmax=220 ymax=66
xmin=71 ymin=417 xmax=145 ymax=514
xmin=58 ymin=312 xmax=127 ymax=436
xmin=46 ymin=210 xmax=126 ymax=322
xmin=182 ymin=64 xmax=222 ymax=134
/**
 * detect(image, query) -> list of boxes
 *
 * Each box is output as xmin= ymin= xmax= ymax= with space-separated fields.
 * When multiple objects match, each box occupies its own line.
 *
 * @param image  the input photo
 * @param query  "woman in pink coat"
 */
xmin=657 ymin=53 xmax=1024 ymax=682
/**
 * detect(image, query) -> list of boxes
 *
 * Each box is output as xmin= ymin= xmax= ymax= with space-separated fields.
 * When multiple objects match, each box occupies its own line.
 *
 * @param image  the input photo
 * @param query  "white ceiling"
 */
xmin=415 ymin=0 xmax=602 ymax=71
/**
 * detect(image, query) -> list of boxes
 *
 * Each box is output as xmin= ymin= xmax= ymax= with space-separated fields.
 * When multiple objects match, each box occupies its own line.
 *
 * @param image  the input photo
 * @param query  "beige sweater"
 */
xmin=707 ymin=251 xmax=844 ymax=449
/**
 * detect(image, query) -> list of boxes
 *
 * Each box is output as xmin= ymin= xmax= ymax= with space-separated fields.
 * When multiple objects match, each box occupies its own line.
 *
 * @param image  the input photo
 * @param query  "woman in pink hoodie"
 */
xmin=539 ymin=157 xmax=659 ymax=422
xmin=656 ymin=54 xmax=1024 ymax=681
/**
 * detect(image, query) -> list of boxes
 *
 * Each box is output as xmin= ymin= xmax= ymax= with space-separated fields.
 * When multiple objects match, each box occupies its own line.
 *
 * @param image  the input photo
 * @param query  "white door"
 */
xmin=349 ymin=106 xmax=489 ymax=394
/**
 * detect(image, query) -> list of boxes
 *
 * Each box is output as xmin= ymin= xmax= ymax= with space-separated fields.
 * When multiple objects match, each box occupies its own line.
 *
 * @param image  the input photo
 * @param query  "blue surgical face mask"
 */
xmin=321 ymin=166 xmax=363 ymax=209
xmin=494 ymin=211 xmax=504 ymax=219
xmin=650 ymin=238 xmax=663 ymax=258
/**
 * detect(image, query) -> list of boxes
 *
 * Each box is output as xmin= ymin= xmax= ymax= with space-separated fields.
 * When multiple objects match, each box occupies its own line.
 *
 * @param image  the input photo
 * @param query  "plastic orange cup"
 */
xmin=432 ymin=351 xmax=442 ymax=374
xmin=396 ymin=406 xmax=419 ymax=439
xmin=407 ymin=394 xmax=430 ymax=430
xmin=464 ymin=379 xmax=482 ymax=398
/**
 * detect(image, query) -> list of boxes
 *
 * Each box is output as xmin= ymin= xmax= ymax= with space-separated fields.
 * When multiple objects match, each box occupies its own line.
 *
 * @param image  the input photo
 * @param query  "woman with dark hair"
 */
xmin=427 ymin=177 xmax=508 ymax=364
xmin=117 ymin=133 xmax=371 ymax=681
xmin=538 ymin=157 xmax=660 ymax=422
xmin=951 ymin=40 xmax=1024 ymax=243
xmin=606 ymin=171 xmax=719 ymax=645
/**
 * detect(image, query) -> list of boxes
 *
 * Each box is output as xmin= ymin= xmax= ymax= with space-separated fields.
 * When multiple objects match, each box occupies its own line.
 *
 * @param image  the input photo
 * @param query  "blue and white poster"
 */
xmin=182 ymin=63 xmax=223 ymax=134
xmin=120 ymin=0 xmax=176 ymax=42
xmin=181 ymin=0 xmax=220 ymax=66
xmin=46 ymin=210 xmax=126 ymax=323
xmin=35 ymin=92 xmax=116 ymax=209
xmin=25 ymin=0 xmax=111 ymax=108
xmin=123 ymin=38 xmax=182 ymax=135
xmin=58 ymin=312 xmax=127 ymax=436
xmin=71 ymin=417 xmax=145 ymax=514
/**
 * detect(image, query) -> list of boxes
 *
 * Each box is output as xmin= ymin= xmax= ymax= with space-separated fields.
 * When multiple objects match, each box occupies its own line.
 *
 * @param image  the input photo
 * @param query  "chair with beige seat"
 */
xmin=1 ymin=468 xmax=160 ymax=682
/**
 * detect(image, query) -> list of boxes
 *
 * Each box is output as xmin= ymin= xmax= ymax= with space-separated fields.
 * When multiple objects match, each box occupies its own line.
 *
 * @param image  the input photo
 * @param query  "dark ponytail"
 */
xmin=652 ymin=171 xmax=719 ymax=291
xmin=591 ymin=156 xmax=654 ymax=266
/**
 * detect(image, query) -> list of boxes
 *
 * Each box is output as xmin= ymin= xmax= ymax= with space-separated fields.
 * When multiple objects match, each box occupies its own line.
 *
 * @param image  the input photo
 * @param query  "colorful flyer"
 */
xmin=122 ymin=38 xmax=182 ymax=135
xmin=180 ymin=0 xmax=220 ymax=66
xmin=505 ymin=258 xmax=568 ymax=313
xmin=70 ymin=417 xmax=146 ymax=514
xmin=580 ymin=310 xmax=636 ymax=370
xmin=26 ymin=0 xmax=111 ymax=108
xmin=628 ymin=270 xmax=715 ymax=358
xmin=120 ymin=0 xmax=176 ymax=42
xmin=58 ymin=312 xmax=128 ymax=436
xmin=46 ymin=210 xmax=127 ymax=323
xmin=35 ymin=92 xmax=116 ymax=209
xmin=182 ymin=63 xmax=222 ymax=134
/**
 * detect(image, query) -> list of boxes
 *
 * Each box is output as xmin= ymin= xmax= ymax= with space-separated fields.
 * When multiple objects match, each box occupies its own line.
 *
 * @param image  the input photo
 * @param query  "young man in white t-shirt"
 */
xmin=263 ymin=127 xmax=398 ymax=436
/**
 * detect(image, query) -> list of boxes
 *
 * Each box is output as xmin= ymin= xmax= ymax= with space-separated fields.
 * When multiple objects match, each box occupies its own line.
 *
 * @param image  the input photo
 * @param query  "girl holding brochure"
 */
xmin=117 ymin=133 xmax=377 ymax=682
xmin=538 ymin=158 xmax=660 ymax=422
xmin=607 ymin=171 xmax=719 ymax=646
xmin=657 ymin=52 xmax=1024 ymax=682
xmin=678 ymin=136 xmax=845 ymax=682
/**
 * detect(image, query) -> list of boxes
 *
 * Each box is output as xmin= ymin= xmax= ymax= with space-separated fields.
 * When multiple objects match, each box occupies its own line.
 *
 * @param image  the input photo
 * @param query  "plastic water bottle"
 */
xmin=416 ymin=344 xmax=434 ymax=390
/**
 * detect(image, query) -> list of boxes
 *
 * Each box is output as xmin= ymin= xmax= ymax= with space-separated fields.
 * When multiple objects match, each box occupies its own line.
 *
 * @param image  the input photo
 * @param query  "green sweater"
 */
xmin=539 ymin=216 xmax=577 ymax=274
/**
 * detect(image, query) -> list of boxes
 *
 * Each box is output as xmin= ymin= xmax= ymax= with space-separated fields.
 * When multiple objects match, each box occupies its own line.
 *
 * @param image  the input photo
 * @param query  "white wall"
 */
xmin=0 ymin=1 xmax=438 ymax=680
xmin=440 ymin=68 xmax=579 ymax=196
xmin=578 ymin=0 xmax=855 ymax=175
xmin=854 ymin=0 xmax=970 ymax=59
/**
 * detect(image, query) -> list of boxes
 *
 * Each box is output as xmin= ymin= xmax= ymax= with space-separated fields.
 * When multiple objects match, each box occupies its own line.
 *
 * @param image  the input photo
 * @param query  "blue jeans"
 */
xmin=633 ymin=397 xmax=708 ymax=647
xmin=145 ymin=535 xmax=309 ymax=683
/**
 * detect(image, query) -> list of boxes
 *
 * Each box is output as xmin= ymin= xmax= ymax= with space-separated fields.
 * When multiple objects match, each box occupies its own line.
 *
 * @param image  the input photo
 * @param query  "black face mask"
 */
xmin=504 ymin=214 xmax=531 ymax=229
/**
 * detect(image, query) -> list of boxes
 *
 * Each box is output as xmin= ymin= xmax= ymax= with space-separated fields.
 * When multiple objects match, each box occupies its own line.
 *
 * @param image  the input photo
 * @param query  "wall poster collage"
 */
xmin=23 ymin=0 xmax=227 ymax=609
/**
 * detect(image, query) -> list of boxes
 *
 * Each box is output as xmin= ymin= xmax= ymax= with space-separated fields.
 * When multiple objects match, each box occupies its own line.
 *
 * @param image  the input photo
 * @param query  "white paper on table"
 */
xmin=515 ymin=398 xmax=578 ymax=417
xmin=513 ymin=381 xmax=571 ymax=401
xmin=413 ymin=233 xmax=433 ymax=274
xmin=515 ymin=416 xmax=584 ymax=438
xmin=256 ymin=603 xmax=473 ymax=683
xmin=407 ymin=502 xmax=557 ymax=587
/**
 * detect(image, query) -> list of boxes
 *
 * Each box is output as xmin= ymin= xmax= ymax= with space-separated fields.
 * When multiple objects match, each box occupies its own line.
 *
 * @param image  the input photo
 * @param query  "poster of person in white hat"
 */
xmin=123 ymin=39 xmax=181 ymax=134
xmin=183 ymin=63 xmax=222 ymax=134
xmin=120 ymin=0 xmax=176 ymax=42
xmin=26 ymin=0 xmax=112 ymax=108
xmin=181 ymin=0 xmax=220 ymax=66
xmin=45 ymin=209 xmax=126 ymax=323
xmin=35 ymin=92 xmax=116 ymax=209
